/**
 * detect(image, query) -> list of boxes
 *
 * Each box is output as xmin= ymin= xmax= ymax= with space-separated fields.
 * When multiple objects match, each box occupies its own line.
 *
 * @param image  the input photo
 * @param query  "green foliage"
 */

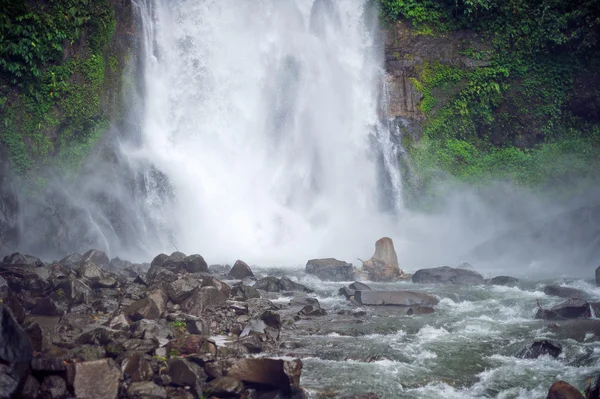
xmin=56 ymin=288 xmax=65 ymax=298
xmin=168 ymin=349 xmax=180 ymax=358
xmin=0 ymin=0 xmax=119 ymax=182
xmin=169 ymin=320 xmax=187 ymax=333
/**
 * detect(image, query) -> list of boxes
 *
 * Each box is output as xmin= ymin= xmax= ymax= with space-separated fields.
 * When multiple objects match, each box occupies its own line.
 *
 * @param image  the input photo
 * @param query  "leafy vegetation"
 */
xmin=0 ymin=0 xmax=121 ymax=182
xmin=382 ymin=0 xmax=600 ymax=201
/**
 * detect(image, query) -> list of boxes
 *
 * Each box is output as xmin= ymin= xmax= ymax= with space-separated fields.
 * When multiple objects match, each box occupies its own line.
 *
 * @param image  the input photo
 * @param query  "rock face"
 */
xmin=227 ymin=260 xmax=254 ymax=280
xmin=355 ymin=291 xmax=439 ymax=307
xmin=360 ymin=237 xmax=404 ymax=282
xmin=546 ymin=381 xmax=585 ymax=399
xmin=306 ymin=258 xmax=355 ymax=281
xmin=412 ymin=266 xmax=485 ymax=285
xmin=0 ymin=306 xmax=33 ymax=398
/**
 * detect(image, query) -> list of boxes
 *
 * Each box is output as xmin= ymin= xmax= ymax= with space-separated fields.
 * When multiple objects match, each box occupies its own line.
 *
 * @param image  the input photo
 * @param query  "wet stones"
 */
xmin=72 ymin=359 xmax=122 ymax=399
xmin=355 ymin=290 xmax=439 ymax=307
xmin=306 ymin=258 xmax=355 ymax=281
xmin=338 ymin=282 xmax=371 ymax=299
xmin=209 ymin=376 xmax=245 ymax=396
xmin=412 ymin=266 xmax=485 ymax=285
xmin=166 ymin=278 xmax=199 ymax=304
xmin=227 ymin=260 xmax=255 ymax=280
xmin=122 ymin=352 xmax=154 ymax=382
xmin=360 ymin=237 xmax=405 ymax=282
xmin=127 ymin=381 xmax=167 ymax=399
xmin=201 ymin=276 xmax=231 ymax=298
xmin=181 ymin=286 xmax=227 ymax=315
xmin=519 ymin=340 xmax=563 ymax=359
xmin=0 ymin=306 xmax=33 ymax=398
xmin=80 ymin=249 xmax=111 ymax=269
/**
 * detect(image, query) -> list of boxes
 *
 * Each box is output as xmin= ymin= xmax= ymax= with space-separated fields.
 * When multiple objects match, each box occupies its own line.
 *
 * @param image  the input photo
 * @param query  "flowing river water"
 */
xmin=245 ymin=271 xmax=600 ymax=398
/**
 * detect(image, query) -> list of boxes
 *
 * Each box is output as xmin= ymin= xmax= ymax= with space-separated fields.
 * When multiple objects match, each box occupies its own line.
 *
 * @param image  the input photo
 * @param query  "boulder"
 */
xmin=59 ymin=253 xmax=82 ymax=268
xmin=535 ymin=298 xmax=591 ymax=320
xmin=168 ymin=358 xmax=206 ymax=387
xmin=80 ymin=249 xmax=110 ymax=269
xmin=489 ymin=276 xmax=519 ymax=286
xmin=127 ymin=382 xmax=167 ymax=399
xmin=360 ymin=237 xmax=404 ymax=282
xmin=181 ymin=286 xmax=227 ymax=314
xmin=355 ymin=291 xmax=439 ymax=307
xmin=596 ymin=266 xmax=600 ymax=287
xmin=72 ymin=359 xmax=122 ymax=399
xmin=110 ymin=257 xmax=134 ymax=270
xmin=2 ymin=253 xmax=43 ymax=268
xmin=209 ymin=376 xmax=244 ymax=396
xmin=125 ymin=290 xmax=167 ymax=321
xmin=519 ymin=340 xmax=562 ymax=359
xmin=201 ymin=276 xmax=231 ymax=298
xmin=543 ymin=285 xmax=587 ymax=299
xmin=231 ymin=284 xmax=261 ymax=300
xmin=40 ymin=375 xmax=67 ymax=398
xmin=227 ymin=260 xmax=254 ymax=280
xmin=0 ymin=306 xmax=33 ymax=398
xmin=122 ymin=352 xmax=154 ymax=382
xmin=546 ymin=381 xmax=585 ymax=399
xmin=412 ymin=266 xmax=485 ymax=285
xmin=166 ymin=278 xmax=200 ymax=304
xmin=350 ymin=282 xmax=371 ymax=291
xmin=227 ymin=358 xmax=302 ymax=393
xmin=182 ymin=254 xmax=209 ymax=273
xmin=253 ymin=277 xmax=312 ymax=293
xmin=77 ymin=261 xmax=117 ymax=289
xmin=306 ymin=258 xmax=355 ymax=281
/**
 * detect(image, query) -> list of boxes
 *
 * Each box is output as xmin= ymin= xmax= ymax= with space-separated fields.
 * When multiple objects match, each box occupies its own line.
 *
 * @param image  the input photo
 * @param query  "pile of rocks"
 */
xmin=0 ymin=250 xmax=313 ymax=398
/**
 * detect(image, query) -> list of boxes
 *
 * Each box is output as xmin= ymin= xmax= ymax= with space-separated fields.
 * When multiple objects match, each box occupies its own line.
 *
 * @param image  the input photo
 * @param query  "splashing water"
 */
xmin=132 ymin=0 xmax=405 ymax=264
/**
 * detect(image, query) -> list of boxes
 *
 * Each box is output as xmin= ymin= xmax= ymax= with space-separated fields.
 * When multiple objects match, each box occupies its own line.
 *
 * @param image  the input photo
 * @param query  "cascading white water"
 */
xmin=131 ymin=0 xmax=405 ymax=264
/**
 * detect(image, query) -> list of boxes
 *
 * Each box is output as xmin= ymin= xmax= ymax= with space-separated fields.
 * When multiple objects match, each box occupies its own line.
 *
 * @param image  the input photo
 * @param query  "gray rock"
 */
xmin=81 ymin=249 xmax=110 ymax=269
xmin=209 ymin=376 xmax=244 ymax=396
xmin=518 ymin=339 xmax=562 ymax=359
xmin=127 ymin=382 xmax=167 ymax=399
xmin=253 ymin=277 xmax=311 ymax=293
xmin=0 ymin=306 xmax=33 ymax=398
xmin=59 ymin=253 xmax=82 ymax=268
xmin=227 ymin=260 xmax=255 ymax=280
xmin=166 ymin=278 xmax=199 ymax=304
xmin=596 ymin=265 xmax=600 ymax=286
xmin=535 ymin=298 xmax=591 ymax=320
xmin=72 ymin=359 xmax=122 ymax=399
xmin=231 ymin=285 xmax=261 ymax=300
xmin=183 ymin=254 xmax=208 ymax=273
xmin=350 ymin=282 xmax=371 ymax=291
xmin=122 ymin=352 xmax=154 ymax=382
xmin=77 ymin=261 xmax=117 ymax=289
xmin=489 ymin=276 xmax=519 ymax=286
xmin=125 ymin=290 xmax=167 ymax=321
xmin=209 ymin=264 xmax=231 ymax=274
xmin=168 ymin=358 xmax=206 ymax=386
xmin=227 ymin=358 xmax=302 ymax=393
xmin=355 ymin=290 xmax=439 ymax=307
xmin=40 ymin=375 xmax=67 ymax=398
xmin=2 ymin=253 xmax=43 ymax=267
xmin=30 ymin=297 xmax=63 ymax=316
xmin=182 ymin=286 xmax=227 ymax=314
xmin=412 ymin=266 xmax=485 ymax=285
xmin=543 ymin=285 xmax=587 ymax=299
xmin=306 ymin=258 xmax=355 ymax=281
xmin=201 ymin=276 xmax=231 ymax=298
xmin=20 ymin=375 xmax=40 ymax=399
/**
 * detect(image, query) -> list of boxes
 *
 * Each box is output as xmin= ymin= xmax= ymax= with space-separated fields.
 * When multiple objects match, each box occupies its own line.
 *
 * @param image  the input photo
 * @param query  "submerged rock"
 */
xmin=227 ymin=260 xmax=255 ymax=280
xmin=412 ymin=266 xmax=485 ymax=285
xmin=360 ymin=237 xmax=405 ymax=282
xmin=306 ymin=258 xmax=355 ymax=281
xmin=489 ymin=276 xmax=519 ymax=286
xmin=355 ymin=290 xmax=439 ymax=307
xmin=519 ymin=339 xmax=562 ymax=359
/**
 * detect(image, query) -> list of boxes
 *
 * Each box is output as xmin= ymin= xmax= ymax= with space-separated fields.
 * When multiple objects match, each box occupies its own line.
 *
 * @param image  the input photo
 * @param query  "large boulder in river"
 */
xmin=519 ymin=339 xmax=562 ymax=359
xmin=535 ymin=298 xmax=591 ymax=320
xmin=412 ymin=266 xmax=485 ymax=285
xmin=543 ymin=285 xmax=587 ymax=299
xmin=546 ymin=381 xmax=585 ymax=399
xmin=227 ymin=260 xmax=254 ymax=280
xmin=253 ymin=276 xmax=312 ymax=293
xmin=355 ymin=290 xmax=439 ymax=307
xmin=488 ymin=276 xmax=519 ymax=286
xmin=360 ymin=237 xmax=405 ymax=282
xmin=306 ymin=258 xmax=355 ymax=281
xmin=0 ymin=306 xmax=33 ymax=398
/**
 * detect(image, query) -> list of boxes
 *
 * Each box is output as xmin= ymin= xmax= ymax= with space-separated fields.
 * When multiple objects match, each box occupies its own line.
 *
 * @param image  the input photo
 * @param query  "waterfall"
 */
xmin=132 ymin=0 xmax=405 ymax=264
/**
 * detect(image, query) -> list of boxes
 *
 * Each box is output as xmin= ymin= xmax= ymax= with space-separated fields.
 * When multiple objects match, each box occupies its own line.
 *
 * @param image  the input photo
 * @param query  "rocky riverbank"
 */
xmin=1 ymin=240 xmax=600 ymax=398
